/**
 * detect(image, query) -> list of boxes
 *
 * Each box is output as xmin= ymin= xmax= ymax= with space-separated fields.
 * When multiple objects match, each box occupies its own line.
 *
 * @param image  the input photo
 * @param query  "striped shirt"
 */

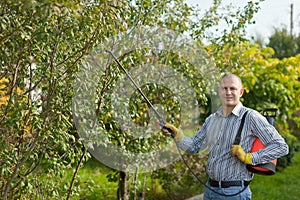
xmin=177 ymin=102 xmax=289 ymax=181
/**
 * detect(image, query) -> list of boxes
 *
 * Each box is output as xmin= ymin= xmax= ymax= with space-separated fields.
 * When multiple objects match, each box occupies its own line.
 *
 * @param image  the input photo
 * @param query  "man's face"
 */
xmin=218 ymin=76 xmax=244 ymax=108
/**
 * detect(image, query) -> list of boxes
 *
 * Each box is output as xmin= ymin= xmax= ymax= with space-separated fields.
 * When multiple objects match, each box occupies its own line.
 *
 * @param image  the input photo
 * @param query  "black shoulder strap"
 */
xmin=233 ymin=111 xmax=248 ymax=145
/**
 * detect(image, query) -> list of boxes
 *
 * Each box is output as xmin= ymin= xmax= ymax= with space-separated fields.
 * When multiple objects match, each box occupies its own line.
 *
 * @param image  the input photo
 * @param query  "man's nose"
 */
xmin=225 ymin=89 xmax=232 ymax=94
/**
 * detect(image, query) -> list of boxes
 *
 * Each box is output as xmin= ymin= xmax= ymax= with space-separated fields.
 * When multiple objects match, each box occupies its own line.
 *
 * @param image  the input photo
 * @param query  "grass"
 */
xmin=66 ymin=152 xmax=300 ymax=200
xmin=67 ymin=158 xmax=118 ymax=200
xmin=251 ymin=151 xmax=300 ymax=200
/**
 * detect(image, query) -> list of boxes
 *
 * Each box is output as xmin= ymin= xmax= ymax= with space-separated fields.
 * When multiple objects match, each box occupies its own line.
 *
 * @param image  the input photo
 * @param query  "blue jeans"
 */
xmin=204 ymin=182 xmax=252 ymax=200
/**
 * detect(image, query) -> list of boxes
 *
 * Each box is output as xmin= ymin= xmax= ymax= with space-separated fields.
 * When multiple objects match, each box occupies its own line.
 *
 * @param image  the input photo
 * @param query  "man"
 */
xmin=162 ymin=74 xmax=289 ymax=199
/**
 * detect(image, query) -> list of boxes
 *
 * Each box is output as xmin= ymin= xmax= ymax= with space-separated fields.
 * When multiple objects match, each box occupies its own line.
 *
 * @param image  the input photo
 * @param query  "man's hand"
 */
xmin=161 ymin=123 xmax=183 ymax=142
xmin=231 ymin=145 xmax=252 ymax=165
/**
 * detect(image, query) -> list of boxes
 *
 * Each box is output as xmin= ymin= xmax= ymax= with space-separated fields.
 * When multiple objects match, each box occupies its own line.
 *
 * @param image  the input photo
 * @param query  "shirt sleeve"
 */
xmin=249 ymin=111 xmax=289 ymax=165
xmin=176 ymin=116 xmax=212 ymax=154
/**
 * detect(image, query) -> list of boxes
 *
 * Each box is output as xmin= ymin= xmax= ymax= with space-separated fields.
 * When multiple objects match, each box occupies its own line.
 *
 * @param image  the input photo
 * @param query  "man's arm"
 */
xmin=253 ymin=111 xmax=288 ymax=164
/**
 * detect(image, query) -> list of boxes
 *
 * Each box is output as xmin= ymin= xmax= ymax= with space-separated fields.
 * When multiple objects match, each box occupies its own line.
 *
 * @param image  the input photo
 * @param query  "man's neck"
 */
xmin=222 ymin=106 xmax=234 ymax=116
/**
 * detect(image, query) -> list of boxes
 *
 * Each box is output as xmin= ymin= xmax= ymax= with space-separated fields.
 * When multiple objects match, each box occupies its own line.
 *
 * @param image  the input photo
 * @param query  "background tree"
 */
xmin=0 ymin=0 xmax=130 ymax=199
xmin=1 ymin=0 xmax=209 ymax=199
xmin=267 ymin=27 xmax=297 ymax=59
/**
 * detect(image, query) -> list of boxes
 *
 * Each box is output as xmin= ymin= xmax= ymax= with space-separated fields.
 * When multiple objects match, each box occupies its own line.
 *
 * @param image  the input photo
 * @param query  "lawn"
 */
xmin=251 ymin=151 xmax=300 ymax=200
xmin=68 ymin=151 xmax=300 ymax=200
xmin=67 ymin=159 xmax=118 ymax=200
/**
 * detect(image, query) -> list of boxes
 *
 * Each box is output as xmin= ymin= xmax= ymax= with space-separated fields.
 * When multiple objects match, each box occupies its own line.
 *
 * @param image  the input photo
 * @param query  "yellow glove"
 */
xmin=161 ymin=122 xmax=183 ymax=142
xmin=231 ymin=145 xmax=252 ymax=165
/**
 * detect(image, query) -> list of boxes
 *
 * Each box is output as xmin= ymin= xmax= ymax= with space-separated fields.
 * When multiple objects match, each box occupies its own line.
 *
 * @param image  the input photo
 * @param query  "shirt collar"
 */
xmin=216 ymin=102 xmax=243 ymax=117
xmin=232 ymin=102 xmax=243 ymax=116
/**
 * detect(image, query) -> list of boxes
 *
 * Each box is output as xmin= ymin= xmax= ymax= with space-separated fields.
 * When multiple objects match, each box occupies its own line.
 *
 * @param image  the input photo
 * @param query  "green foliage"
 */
xmin=152 ymin=152 xmax=208 ymax=200
xmin=276 ymin=131 xmax=300 ymax=170
xmin=0 ymin=0 xmax=125 ymax=199
xmin=192 ymin=0 xmax=263 ymax=44
xmin=1 ymin=0 xmax=204 ymax=198
xmin=266 ymin=26 xmax=300 ymax=59
xmin=267 ymin=28 xmax=299 ymax=59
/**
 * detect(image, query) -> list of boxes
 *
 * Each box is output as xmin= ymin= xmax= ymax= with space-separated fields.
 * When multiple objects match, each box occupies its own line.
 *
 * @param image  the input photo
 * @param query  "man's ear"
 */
xmin=239 ymin=88 xmax=244 ymax=96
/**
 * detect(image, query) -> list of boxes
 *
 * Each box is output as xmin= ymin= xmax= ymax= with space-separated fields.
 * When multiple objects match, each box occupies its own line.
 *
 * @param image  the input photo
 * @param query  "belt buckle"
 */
xmin=221 ymin=181 xmax=230 ymax=188
xmin=209 ymin=180 xmax=222 ymax=188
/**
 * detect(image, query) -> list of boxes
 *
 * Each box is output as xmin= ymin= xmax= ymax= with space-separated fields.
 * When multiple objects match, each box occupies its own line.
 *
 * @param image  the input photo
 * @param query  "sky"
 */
xmin=185 ymin=0 xmax=300 ymax=42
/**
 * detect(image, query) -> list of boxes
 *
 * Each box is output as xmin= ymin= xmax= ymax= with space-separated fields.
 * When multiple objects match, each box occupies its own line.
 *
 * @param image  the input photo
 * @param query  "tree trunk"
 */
xmin=133 ymin=167 xmax=139 ymax=200
xmin=118 ymin=170 xmax=129 ymax=200
xmin=139 ymin=174 xmax=147 ymax=200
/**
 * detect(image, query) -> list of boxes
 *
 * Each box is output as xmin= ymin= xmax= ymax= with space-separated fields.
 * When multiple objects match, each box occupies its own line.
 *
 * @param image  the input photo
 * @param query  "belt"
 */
xmin=209 ymin=179 xmax=251 ymax=188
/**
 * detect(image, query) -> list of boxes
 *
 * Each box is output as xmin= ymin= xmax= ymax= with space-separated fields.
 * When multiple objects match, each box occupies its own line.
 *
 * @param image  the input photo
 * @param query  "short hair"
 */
xmin=220 ymin=73 xmax=242 ymax=86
